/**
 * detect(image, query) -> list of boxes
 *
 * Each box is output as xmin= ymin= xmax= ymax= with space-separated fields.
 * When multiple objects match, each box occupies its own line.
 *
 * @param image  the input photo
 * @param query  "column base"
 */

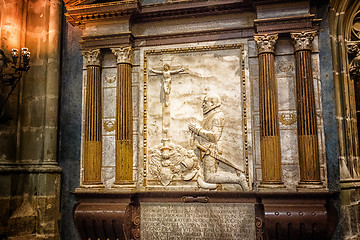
xmin=258 ymin=181 xmax=286 ymax=190
xmin=81 ymin=182 xmax=104 ymax=188
xmin=113 ymin=181 xmax=136 ymax=190
xmin=296 ymin=181 xmax=326 ymax=190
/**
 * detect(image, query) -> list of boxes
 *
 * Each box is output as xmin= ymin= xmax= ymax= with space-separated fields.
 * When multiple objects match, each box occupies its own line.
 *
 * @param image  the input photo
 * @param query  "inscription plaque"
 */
xmin=141 ymin=202 xmax=255 ymax=240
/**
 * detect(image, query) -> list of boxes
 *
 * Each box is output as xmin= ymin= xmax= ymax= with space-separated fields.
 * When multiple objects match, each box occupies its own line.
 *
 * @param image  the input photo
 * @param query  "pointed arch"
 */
xmin=329 ymin=0 xmax=360 ymax=180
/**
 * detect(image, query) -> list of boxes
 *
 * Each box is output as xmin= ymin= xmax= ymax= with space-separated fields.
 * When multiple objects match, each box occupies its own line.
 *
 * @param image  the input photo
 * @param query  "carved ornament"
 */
xmin=254 ymin=34 xmax=278 ymax=54
xmin=111 ymin=46 xmax=134 ymax=64
xmin=255 ymin=217 xmax=264 ymax=240
xmin=279 ymin=113 xmax=297 ymax=126
xmin=291 ymin=31 xmax=317 ymax=52
xmin=104 ymin=75 xmax=116 ymax=84
xmin=149 ymin=143 xmax=198 ymax=186
xmin=347 ymin=42 xmax=360 ymax=81
xmin=82 ymin=49 xmax=101 ymax=67
xmin=351 ymin=10 xmax=360 ymax=40
xmin=104 ymin=120 xmax=116 ymax=132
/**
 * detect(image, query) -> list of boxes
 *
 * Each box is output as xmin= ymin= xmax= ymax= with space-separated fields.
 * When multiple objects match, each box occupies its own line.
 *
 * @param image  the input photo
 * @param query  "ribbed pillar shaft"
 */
xmin=291 ymin=31 xmax=322 ymax=186
xmin=254 ymin=34 xmax=284 ymax=187
xmin=82 ymin=49 xmax=103 ymax=186
xmin=111 ymin=47 xmax=134 ymax=185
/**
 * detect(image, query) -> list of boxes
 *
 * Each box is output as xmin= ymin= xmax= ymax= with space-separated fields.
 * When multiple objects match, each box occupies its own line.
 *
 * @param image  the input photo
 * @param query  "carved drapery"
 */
xmin=82 ymin=49 xmax=103 ymax=186
xmin=254 ymin=34 xmax=284 ymax=187
xmin=111 ymin=47 xmax=134 ymax=185
xmin=291 ymin=31 xmax=323 ymax=187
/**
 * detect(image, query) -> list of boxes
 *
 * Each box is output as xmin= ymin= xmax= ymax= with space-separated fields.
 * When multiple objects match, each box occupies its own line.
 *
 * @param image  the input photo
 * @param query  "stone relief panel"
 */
xmin=142 ymin=44 xmax=252 ymax=191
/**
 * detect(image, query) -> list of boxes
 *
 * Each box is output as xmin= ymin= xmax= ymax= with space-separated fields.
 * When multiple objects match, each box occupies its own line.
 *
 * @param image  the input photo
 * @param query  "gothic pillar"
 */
xmin=291 ymin=31 xmax=323 ymax=187
xmin=82 ymin=49 xmax=103 ymax=186
xmin=254 ymin=34 xmax=284 ymax=188
xmin=111 ymin=47 xmax=134 ymax=186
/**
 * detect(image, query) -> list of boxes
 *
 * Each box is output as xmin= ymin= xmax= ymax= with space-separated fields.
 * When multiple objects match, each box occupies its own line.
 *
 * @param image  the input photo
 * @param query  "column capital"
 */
xmin=82 ymin=49 xmax=101 ymax=67
xmin=254 ymin=34 xmax=278 ymax=54
xmin=111 ymin=46 xmax=134 ymax=64
xmin=291 ymin=31 xmax=317 ymax=52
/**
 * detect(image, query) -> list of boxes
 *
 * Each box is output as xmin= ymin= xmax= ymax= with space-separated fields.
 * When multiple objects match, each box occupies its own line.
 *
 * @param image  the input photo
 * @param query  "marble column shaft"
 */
xmin=254 ymin=34 xmax=283 ymax=185
xmin=291 ymin=31 xmax=321 ymax=184
xmin=112 ymin=47 xmax=134 ymax=185
xmin=82 ymin=49 xmax=103 ymax=186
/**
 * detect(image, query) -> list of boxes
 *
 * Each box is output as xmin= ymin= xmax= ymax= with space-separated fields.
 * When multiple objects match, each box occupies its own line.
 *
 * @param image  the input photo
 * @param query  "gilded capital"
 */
xmin=111 ymin=46 xmax=134 ymax=64
xmin=254 ymin=34 xmax=278 ymax=54
xmin=82 ymin=49 xmax=101 ymax=67
xmin=291 ymin=31 xmax=317 ymax=52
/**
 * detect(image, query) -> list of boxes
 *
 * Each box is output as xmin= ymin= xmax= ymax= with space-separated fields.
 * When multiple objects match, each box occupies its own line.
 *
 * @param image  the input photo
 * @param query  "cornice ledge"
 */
xmin=138 ymin=0 xmax=252 ymax=22
xmin=254 ymin=14 xmax=320 ymax=34
xmin=65 ymin=0 xmax=140 ymax=27
xmin=80 ymin=32 xmax=134 ymax=49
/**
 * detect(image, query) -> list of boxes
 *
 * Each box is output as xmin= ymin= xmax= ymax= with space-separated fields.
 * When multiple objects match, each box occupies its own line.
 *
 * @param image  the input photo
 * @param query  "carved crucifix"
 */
xmin=150 ymin=63 xmax=185 ymax=151
xmin=150 ymin=63 xmax=185 ymax=107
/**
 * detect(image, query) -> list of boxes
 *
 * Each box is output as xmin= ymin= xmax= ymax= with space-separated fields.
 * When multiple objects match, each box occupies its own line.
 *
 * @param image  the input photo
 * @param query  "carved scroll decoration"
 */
xmin=255 ymin=217 xmax=264 ymax=240
xmin=254 ymin=34 xmax=278 ymax=54
xmin=291 ymin=31 xmax=317 ymax=52
xmin=111 ymin=46 xmax=134 ymax=64
xmin=82 ymin=49 xmax=101 ymax=67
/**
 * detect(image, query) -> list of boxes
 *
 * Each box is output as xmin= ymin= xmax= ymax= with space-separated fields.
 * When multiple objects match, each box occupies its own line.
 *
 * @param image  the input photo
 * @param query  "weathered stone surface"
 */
xmin=141 ymin=202 xmax=255 ymax=240
xmin=0 ymin=197 xmax=11 ymax=236
xmin=7 ymin=194 xmax=36 ymax=237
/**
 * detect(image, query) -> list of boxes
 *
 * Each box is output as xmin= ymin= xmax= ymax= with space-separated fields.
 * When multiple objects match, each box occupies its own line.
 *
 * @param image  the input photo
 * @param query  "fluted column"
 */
xmin=111 ymin=47 xmax=134 ymax=186
xmin=82 ymin=49 xmax=103 ymax=186
xmin=291 ymin=31 xmax=323 ymax=188
xmin=254 ymin=34 xmax=284 ymax=188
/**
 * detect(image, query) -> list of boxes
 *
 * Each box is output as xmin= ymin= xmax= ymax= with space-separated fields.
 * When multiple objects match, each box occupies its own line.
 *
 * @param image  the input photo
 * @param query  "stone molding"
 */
xmin=65 ymin=0 xmax=248 ymax=28
xmin=254 ymin=34 xmax=278 ymax=54
xmin=82 ymin=49 xmax=101 ymax=67
xmin=111 ymin=46 xmax=134 ymax=64
xmin=254 ymin=14 xmax=319 ymax=34
xmin=291 ymin=31 xmax=317 ymax=52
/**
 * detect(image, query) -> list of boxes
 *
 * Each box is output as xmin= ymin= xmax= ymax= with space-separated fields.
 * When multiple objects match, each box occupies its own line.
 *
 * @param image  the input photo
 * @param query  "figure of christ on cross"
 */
xmin=150 ymin=64 xmax=185 ymax=107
